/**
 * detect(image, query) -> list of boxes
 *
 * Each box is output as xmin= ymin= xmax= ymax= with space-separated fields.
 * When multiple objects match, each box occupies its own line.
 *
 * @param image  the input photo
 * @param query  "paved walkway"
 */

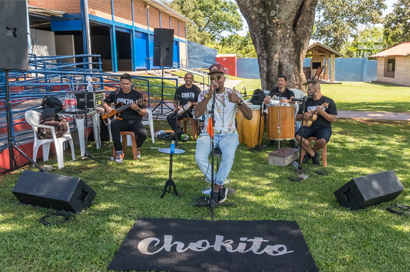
xmin=338 ymin=111 xmax=410 ymax=121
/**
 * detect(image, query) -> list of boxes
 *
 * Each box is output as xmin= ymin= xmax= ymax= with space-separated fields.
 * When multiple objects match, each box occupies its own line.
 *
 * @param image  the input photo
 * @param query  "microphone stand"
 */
xmin=208 ymin=86 xmax=218 ymax=219
xmin=249 ymin=93 xmax=267 ymax=152
xmin=289 ymin=96 xmax=307 ymax=181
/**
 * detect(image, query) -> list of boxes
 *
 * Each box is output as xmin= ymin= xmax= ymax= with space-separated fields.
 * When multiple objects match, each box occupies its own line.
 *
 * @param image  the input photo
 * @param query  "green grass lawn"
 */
xmin=170 ymin=71 xmax=410 ymax=112
xmin=1 ymin=119 xmax=410 ymax=271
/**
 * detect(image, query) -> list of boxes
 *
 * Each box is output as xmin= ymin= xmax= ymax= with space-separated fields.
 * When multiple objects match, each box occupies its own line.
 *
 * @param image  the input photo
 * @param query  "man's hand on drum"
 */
xmin=228 ymin=92 xmax=241 ymax=104
xmin=280 ymin=99 xmax=287 ymax=103
xmin=263 ymin=95 xmax=271 ymax=104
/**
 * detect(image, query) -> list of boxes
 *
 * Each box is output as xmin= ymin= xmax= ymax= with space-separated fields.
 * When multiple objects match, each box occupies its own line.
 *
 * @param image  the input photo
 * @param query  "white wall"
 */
xmin=55 ymin=35 xmax=75 ymax=63
xmin=30 ymin=29 xmax=56 ymax=58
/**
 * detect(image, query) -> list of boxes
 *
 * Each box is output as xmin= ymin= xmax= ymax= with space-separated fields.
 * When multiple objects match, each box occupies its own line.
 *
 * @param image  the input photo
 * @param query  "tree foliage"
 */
xmin=160 ymin=0 xmax=243 ymax=45
xmin=313 ymin=0 xmax=387 ymax=51
xmin=342 ymin=27 xmax=384 ymax=58
xmin=384 ymin=0 xmax=410 ymax=47
xmin=206 ymin=32 xmax=257 ymax=58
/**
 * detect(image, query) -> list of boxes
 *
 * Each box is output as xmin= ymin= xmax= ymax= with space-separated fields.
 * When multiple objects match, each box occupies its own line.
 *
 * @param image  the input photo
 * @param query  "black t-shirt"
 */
xmin=268 ymin=87 xmax=294 ymax=101
xmin=104 ymin=89 xmax=146 ymax=121
xmin=174 ymin=85 xmax=201 ymax=115
xmin=298 ymin=95 xmax=337 ymax=128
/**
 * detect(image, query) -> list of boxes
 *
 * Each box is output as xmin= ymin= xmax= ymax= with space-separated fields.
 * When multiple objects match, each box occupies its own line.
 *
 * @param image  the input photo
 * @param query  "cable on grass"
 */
xmin=40 ymin=211 xmax=75 ymax=226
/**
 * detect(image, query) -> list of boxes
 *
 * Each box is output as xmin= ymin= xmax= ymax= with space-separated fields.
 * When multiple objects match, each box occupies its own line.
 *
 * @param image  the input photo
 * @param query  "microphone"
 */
xmin=291 ymin=97 xmax=307 ymax=102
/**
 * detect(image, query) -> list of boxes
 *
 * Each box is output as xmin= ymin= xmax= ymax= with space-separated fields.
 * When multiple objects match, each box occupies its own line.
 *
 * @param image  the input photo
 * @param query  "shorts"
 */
xmin=295 ymin=126 xmax=332 ymax=143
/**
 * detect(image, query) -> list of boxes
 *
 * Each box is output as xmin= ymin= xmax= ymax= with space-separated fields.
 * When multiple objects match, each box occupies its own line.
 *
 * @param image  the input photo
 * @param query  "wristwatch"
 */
xmin=136 ymin=108 xmax=141 ymax=113
xmin=204 ymin=93 xmax=212 ymax=100
xmin=237 ymin=100 xmax=244 ymax=106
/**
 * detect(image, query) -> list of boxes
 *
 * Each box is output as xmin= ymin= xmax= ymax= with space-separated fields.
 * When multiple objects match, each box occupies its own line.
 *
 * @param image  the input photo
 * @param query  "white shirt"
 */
xmin=198 ymin=87 xmax=245 ymax=134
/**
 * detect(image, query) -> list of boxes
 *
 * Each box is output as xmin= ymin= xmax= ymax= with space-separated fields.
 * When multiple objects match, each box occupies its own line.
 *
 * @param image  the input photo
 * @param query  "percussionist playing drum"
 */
xmin=263 ymin=75 xmax=297 ymax=147
xmin=263 ymin=75 xmax=295 ymax=104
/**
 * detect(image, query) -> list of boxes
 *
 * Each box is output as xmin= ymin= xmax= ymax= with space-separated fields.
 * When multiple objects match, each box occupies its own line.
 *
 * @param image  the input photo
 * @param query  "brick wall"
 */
xmin=114 ymin=0 xmax=132 ymax=25
xmin=377 ymin=56 xmax=410 ymax=86
xmin=149 ymin=7 xmax=160 ymax=30
xmin=29 ymin=0 xmax=80 ymax=13
xmin=179 ymin=21 xmax=185 ymax=38
xmin=134 ymin=0 xmax=148 ymax=29
xmin=89 ymin=0 xmax=112 ymax=20
xmin=162 ymin=13 xmax=170 ymax=29
xmin=171 ymin=17 xmax=178 ymax=37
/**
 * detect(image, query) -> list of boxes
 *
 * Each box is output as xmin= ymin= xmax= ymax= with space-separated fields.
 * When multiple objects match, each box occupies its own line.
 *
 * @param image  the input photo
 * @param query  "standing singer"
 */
xmin=194 ymin=64 xmax=252 ymax=204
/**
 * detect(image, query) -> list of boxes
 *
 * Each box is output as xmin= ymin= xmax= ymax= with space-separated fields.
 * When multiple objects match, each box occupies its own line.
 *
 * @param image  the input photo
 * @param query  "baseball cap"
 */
xmin=208 ymin=63 xmax=225 ymax=75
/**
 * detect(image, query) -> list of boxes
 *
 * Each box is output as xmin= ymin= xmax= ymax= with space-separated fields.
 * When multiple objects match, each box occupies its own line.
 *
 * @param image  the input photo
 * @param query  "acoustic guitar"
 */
xmin=177 ymin=102 xmax=192 ymax=116
xmin=303 ymin=101 xmax=329 ymax=127
xmin=102 ymin=97 xmax=146 ymax=120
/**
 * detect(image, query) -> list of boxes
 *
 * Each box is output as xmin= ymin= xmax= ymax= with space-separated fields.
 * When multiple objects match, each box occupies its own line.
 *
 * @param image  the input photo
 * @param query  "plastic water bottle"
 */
xmin=64 ymin=91 xmax=71 ymax=112
xmin=170 ymin=140 xmax=175 ymax=154
xmin=70 ymin=91 xmax=77 ymax=112
xmin=87 ymin=76 xmax=93 ymax=93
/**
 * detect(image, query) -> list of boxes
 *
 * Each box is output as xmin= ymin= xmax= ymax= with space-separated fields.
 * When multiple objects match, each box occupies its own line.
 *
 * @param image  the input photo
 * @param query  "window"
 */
xmin=312 ymin=62 xmax=321 ymax=69
xmin=387 ymin=59 xmax=395 ymax=72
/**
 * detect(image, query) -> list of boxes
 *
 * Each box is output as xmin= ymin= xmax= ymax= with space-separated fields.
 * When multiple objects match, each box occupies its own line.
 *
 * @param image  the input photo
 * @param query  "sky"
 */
xmin=235 ymin=0 xmax=398 ymax=37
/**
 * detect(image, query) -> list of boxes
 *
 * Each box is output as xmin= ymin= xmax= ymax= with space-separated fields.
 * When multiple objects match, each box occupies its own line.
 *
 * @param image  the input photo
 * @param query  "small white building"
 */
xmin=370 ymin=42 xmax=410 ymax=86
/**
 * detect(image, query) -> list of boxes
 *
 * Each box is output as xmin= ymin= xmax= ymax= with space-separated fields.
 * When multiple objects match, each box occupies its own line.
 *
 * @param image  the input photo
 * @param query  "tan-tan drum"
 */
xmin=268 ymin=104 xmax=294 ymax=140
xmin=236 ymin=105 xmax=264 ymax=148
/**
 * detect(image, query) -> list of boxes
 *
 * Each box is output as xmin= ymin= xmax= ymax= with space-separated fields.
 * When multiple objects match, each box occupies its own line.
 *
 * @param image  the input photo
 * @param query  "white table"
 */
xmin=58 ymin=109 xmax=101 ymax=157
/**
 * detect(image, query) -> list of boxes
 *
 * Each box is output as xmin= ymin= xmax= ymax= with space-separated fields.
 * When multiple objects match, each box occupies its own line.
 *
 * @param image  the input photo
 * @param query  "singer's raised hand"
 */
xmin=228 ymin=92 xmax=240 ymax=104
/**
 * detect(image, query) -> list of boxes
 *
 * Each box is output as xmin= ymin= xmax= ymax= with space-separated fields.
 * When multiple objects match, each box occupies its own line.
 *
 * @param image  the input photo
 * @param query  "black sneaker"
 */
xmin=289 ymin=140 xmax=298 ymax=148
xmin=218 ymin=186 xmax=228 ymax=203
xmin=302 ymin=154 xmax=310 ymax=163
xmin=210 ymin=191 xmax=219 ymax=204
xmin=312 ymin=151 xmax=320 ymax=166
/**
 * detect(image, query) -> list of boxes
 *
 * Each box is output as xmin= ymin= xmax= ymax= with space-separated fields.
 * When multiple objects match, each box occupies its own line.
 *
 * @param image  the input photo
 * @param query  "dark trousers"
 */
xmin=167 ymin=112 xmax=190 ymax=137
xmin=111 ymin=119 xmax=147 ymax=151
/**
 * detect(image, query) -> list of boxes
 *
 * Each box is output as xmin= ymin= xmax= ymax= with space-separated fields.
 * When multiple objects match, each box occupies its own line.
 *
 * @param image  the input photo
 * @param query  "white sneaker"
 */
xmin=115 ymin=150 xmax=124 ymax=163
xmin=137 ymin=148 xmax=141 ymax=159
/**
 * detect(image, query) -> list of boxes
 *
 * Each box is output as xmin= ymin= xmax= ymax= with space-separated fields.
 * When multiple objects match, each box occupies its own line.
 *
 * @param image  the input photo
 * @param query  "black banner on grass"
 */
xmin=108 ymin=218 xmax=317 ymax=272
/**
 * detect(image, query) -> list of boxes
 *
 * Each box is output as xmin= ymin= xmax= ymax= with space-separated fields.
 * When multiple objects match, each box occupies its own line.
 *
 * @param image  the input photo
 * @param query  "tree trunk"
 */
xmin=236 ymin=0 xmax=318 ymax=90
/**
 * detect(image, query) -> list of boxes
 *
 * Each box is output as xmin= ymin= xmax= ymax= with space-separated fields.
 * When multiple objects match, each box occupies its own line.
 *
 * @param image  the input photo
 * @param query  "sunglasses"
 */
xmin=210 ymin=75 xmax=223 ymax=80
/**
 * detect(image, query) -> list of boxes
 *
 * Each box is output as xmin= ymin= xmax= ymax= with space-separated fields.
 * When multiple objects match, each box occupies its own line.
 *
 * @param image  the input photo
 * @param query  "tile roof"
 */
xmin=370 ymin=42 xmax=410 ymax=57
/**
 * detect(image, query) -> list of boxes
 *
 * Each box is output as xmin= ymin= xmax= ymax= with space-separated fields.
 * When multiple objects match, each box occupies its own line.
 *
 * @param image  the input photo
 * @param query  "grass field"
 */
xmin=1 ymin=118 xmax=410 ymax=271
xmin=169 ymin=71 xmax=410 ymax=113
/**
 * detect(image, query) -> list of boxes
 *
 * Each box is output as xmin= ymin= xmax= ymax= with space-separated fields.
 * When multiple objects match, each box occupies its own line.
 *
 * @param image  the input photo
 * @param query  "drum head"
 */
xmin=248 ymin=104 xmax=262 ymax=110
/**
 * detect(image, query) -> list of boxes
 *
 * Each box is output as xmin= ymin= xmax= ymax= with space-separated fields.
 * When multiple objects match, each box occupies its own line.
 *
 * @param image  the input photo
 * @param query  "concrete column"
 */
xmin=330 ymin=54 xmax=335 ymax=82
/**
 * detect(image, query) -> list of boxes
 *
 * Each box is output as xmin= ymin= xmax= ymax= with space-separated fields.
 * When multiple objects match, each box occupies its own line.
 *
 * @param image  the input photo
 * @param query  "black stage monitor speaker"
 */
xmin=153 ymin=28 xmax=174 ymax=67
xmin=0 ymin=0 xmax=29 ymax=70
xmin=334 ymin=170 xmax=404 ymax=210
xmin=12 ymin=170 xmax=96 ymax=213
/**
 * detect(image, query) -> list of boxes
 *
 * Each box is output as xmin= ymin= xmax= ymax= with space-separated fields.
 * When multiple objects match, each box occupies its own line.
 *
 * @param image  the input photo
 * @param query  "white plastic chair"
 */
xmin=25 ymin=110 xmax=75 ymax=169
xmin=107 ymin=109 xmax=155 ymax=145
xmin=142 ymin=109 xmax=155 ymax=144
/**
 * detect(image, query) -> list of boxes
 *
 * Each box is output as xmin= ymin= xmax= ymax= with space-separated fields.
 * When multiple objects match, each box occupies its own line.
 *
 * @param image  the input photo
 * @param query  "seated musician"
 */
xmin=295 ymin=81 xmax=337 ymax=166
xmin=167 ymin=72 xmax=201 ymax=141
xmin=102 ymin=73 xmax=147 ymax=163
xmin=263 ymin=74 xmax=296 ymax=146
xmin=194 ymin=64 xmax=252 ymax=204
xmin=263 ymin=75 xmax=294 ymax=104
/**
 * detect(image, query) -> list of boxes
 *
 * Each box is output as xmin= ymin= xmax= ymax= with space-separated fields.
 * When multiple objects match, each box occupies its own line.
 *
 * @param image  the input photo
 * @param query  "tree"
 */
xmin=236 ymin=0 xmax=318 ymax=90
xmin=342 ymin=27 xmax=384 ymax=58
xmin=313 ymin=0 xmax=386 ymax=51
xmin=384 ymin=0 xmax=410 ymax=47
xmin=160 ymin=0 xmax=243 ymax=44
xmin=206 ymin=32 xmax=257 ymax=58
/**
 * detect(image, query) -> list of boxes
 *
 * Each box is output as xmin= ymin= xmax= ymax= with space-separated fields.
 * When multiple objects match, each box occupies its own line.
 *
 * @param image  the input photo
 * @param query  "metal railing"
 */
xmin=0 ymin=54 xmax=179 ymax=144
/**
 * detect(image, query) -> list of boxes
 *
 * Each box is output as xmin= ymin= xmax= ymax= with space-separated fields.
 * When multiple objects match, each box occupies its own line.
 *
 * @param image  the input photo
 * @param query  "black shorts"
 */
xmin=295 ymin=126 xmax=332 ymax=143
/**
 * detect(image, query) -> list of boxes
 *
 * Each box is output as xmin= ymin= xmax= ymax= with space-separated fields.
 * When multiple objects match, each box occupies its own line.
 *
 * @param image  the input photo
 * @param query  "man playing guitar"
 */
xmin=167 ymin=72 xmax=201 ymax=141
xmin=295 ymin=81 xmax=337 ymax=166
xmin=102 ymin=73 xmax=147 ymax=162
